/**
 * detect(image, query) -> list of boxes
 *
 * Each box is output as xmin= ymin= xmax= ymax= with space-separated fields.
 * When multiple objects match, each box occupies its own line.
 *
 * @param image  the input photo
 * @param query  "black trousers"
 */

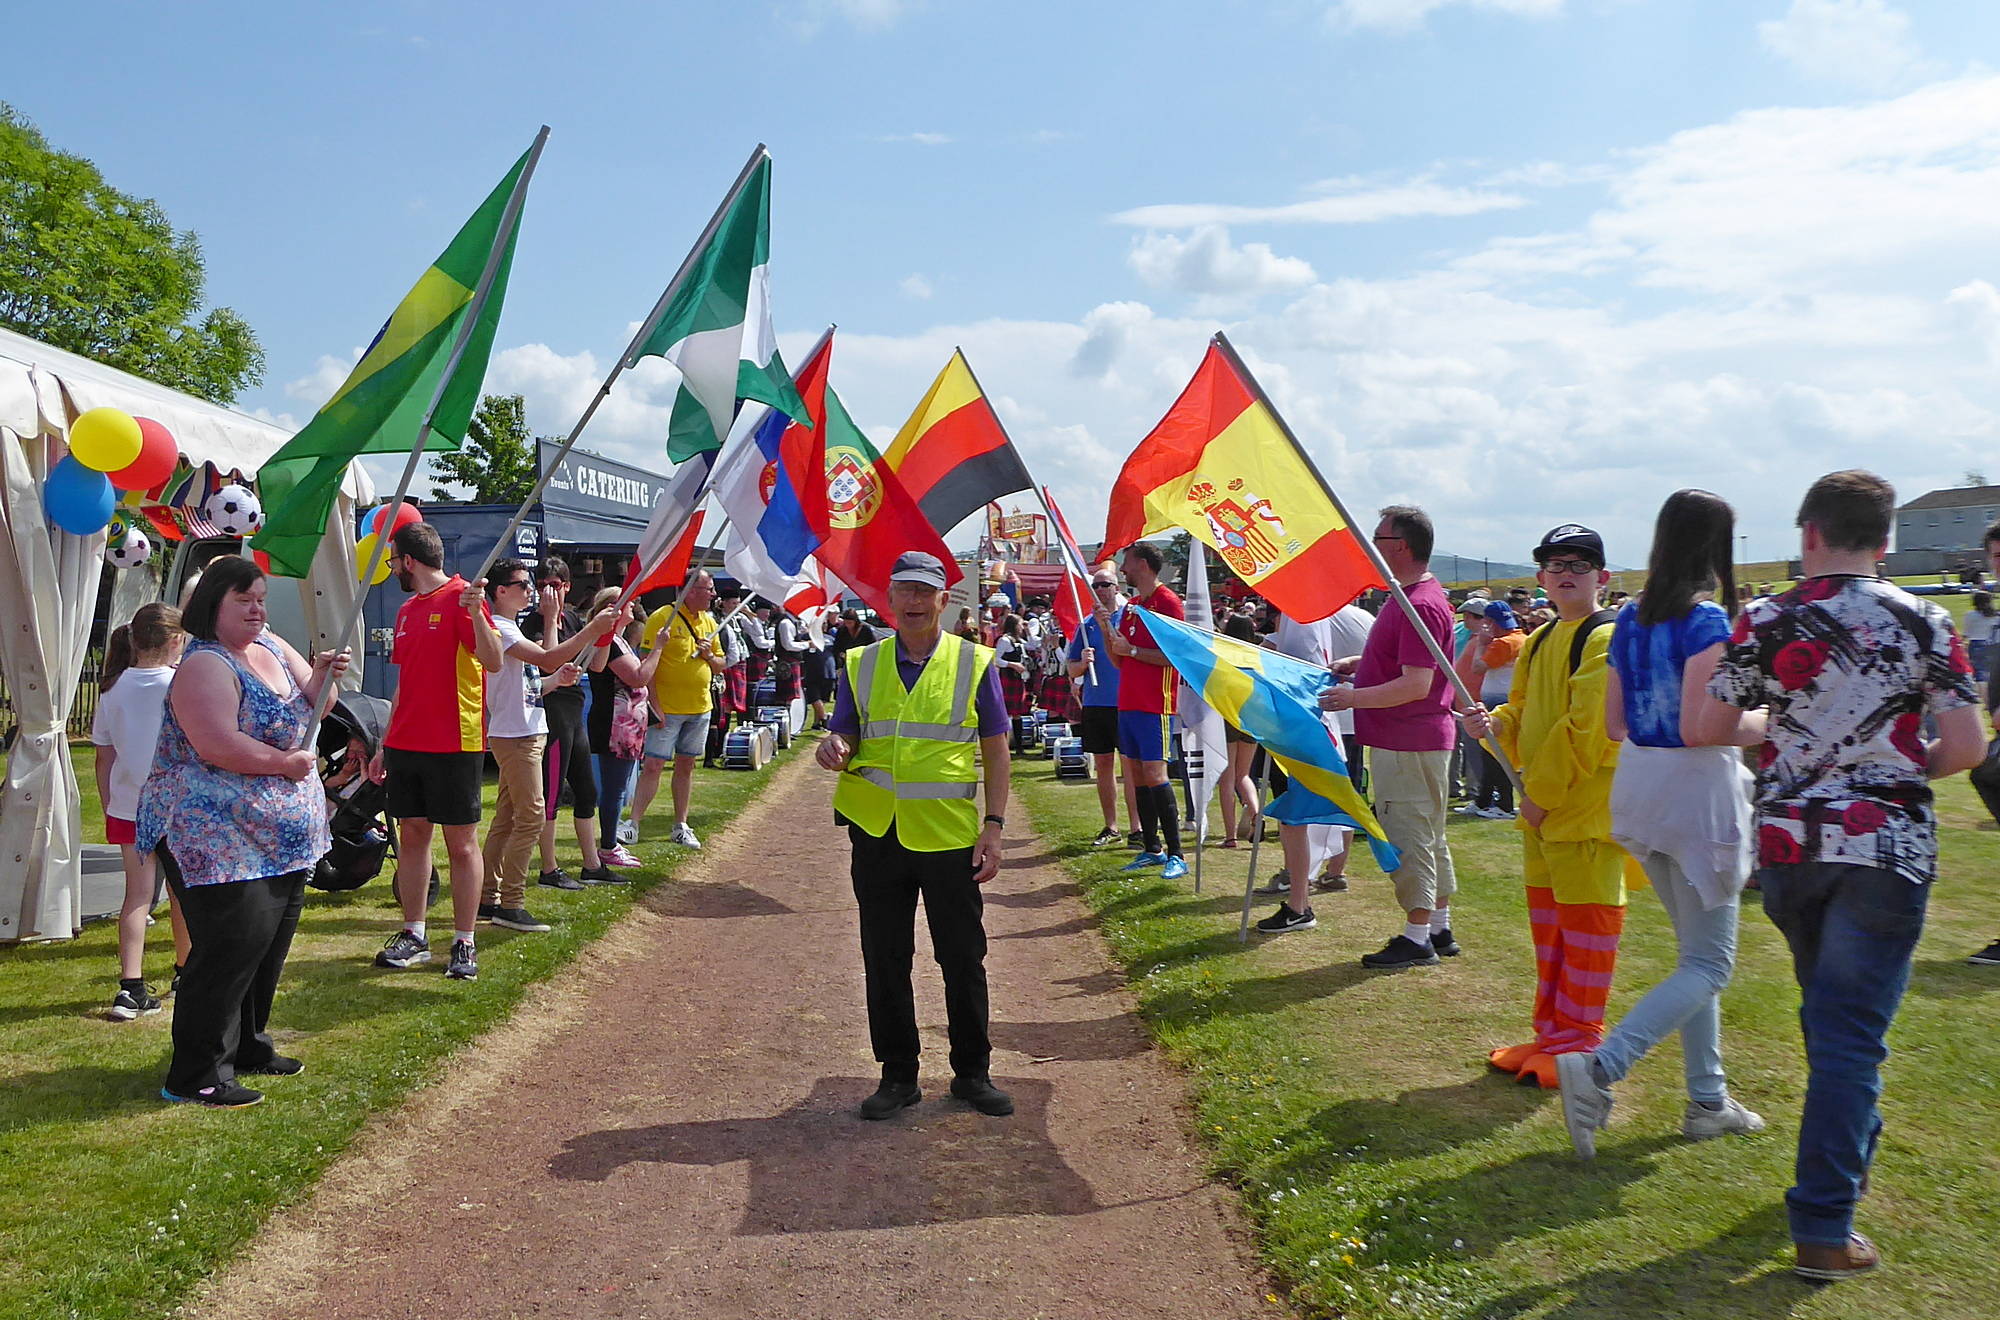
xmin=849 ymin=823 xmax=990 ymax=1084
xmin=159 ymin=842 xmax=307 ymax=1095
xmin=541 ymin=696 xmax=597 ymax=817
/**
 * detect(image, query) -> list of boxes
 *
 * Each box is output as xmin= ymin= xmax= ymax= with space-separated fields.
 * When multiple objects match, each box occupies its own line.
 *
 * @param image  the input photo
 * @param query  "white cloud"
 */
xmin=283 ymin=351 xmax=361 ymax=407
xmin=1326 ymin=0 xmax=1564 ymax=36
xmin=899 ymin=273 xmax=934 ymax=300
xmin=1126 ymin=226 xmax=1317 ymax=304
xmin=1759 ymin=0 xmax=1929 ymax=92
xmin=1111 ymin=179 xmax=1525 ymax=228
xmin=876 ymin=131 xmax=951 ymax=146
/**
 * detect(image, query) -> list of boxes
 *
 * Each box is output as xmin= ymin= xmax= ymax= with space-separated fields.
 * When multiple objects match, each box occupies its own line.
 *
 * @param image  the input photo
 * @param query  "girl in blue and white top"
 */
xmin=1555 ymin=488 xmax=1766 ymax=1157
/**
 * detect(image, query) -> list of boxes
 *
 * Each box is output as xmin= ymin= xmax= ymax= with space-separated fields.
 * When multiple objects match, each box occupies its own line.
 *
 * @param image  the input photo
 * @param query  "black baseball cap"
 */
xmin=1533 ymin=524 xmax=1606 ymax=569
xmin=888 ymin=550 xmax=948 ymax=590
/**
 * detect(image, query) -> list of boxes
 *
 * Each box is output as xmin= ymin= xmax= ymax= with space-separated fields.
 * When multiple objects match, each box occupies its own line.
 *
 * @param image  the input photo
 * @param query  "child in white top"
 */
xmin=90 ymin=604 xmax=189 ymax=1020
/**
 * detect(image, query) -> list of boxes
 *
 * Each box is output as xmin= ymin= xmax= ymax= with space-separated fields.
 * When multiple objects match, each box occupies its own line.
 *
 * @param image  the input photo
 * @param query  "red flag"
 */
xmin=797 ymin=384 xmax=961 ymax=617
xmin=625 ymin=510 xmax=705 ymax=595
xmin=1038 ymin=486 xmax=1095 ymax=637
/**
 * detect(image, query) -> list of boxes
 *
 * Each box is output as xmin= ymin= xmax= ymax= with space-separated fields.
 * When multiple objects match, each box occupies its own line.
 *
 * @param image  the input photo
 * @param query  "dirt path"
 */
xmin=191 ymin=752 xmax=1274 ymax=1320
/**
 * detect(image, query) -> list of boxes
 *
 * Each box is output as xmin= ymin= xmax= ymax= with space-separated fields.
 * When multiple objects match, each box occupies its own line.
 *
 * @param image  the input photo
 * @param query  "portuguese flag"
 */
xmin=881 ymin=348 xmax=1032 ymax=535
xmin=1102 ymin=336 xmax=1384 ymax=623
xmin=252 ymin=135 xmax=543 ymax=579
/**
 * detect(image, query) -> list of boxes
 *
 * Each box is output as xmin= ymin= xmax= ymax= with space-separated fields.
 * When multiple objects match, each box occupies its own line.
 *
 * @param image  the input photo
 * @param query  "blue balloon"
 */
xmin=45 ymin=455 xmax=116 ymax=535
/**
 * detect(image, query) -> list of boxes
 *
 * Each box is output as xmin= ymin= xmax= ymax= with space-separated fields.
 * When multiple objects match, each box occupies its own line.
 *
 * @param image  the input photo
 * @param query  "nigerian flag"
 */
xmin=628 ymin=150 xmax=807 ymax=462
xmin=251 ymin=133 xmax=543 ymax=578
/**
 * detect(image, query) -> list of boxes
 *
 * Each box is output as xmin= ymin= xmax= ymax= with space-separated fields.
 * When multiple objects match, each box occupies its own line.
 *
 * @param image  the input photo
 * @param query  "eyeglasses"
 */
xmin=1090 ymin=581 xmax=1117 ymax=591
xmin=1372 ymin=534 xmax=1405 ymax=544
xmin=502 ymin=577 xmax=533 ymax=590
xmin=1538 ymin=559 xmax=1600 ymax=577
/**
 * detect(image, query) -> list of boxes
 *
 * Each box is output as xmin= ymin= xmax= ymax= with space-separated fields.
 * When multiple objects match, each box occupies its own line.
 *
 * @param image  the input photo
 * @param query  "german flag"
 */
xmin=1102 ymin=336 xmax=1384 ymax=624
xmin=882 ymin=349 xmax=1033 ymax=535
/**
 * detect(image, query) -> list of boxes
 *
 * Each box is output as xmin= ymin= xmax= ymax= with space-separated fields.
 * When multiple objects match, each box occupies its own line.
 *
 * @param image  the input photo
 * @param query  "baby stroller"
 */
xmin=311 ymin=692 xmax=443 ymax=904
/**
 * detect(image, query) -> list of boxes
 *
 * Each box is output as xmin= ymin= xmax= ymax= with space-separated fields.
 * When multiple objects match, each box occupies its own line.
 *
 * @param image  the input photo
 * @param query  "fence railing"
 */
xmin=0 ymin=648 xmax=104 ymax=746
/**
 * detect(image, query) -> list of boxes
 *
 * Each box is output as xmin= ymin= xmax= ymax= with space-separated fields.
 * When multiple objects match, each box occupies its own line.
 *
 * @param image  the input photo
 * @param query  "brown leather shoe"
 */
xmin=1794 ymin=1233 xmax=1880 ymax=1283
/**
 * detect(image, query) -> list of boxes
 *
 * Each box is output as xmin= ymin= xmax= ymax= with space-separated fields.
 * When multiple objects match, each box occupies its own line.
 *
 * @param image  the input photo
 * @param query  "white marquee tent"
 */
xmin=0 ymin=326 xmax=373 ymax=943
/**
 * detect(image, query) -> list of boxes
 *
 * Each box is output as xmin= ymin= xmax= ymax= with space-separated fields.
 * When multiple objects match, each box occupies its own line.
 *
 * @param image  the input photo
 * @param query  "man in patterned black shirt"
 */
xmin=1694 ymin=469 xmax=1984 ymax=1284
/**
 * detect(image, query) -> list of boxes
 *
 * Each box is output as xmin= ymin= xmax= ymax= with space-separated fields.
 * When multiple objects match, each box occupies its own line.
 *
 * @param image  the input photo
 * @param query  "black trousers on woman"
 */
xmin=158 ymin=842 xmax=307 ymax=1096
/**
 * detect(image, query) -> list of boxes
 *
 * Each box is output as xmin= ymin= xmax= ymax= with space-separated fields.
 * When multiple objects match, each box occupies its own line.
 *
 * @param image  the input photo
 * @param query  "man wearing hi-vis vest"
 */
xmin=817 ymin=551 xmax=1015 ymax=1121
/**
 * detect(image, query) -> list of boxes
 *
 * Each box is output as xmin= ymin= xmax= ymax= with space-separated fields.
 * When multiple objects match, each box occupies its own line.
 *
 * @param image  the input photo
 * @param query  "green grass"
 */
xmin=0 ymin=739 xmax=803 ymax=1320
xmin=1013 ymin=754 xmax=2000 ymax=1318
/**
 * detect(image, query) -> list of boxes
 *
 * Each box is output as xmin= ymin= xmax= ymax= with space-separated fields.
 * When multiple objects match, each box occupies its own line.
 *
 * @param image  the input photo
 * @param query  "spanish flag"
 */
xmin=882 ymin=349 xmax=1033 ymax=535
xmin=1136 ymin=606 xmax=1399 ymax=873
xmin=1103 ymin=336 xmax=1384 ymax=623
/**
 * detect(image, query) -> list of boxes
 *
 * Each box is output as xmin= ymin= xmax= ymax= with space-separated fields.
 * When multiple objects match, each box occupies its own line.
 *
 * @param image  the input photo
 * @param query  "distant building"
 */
xmin=1895 ymin=485 xmax=2000 ymax=553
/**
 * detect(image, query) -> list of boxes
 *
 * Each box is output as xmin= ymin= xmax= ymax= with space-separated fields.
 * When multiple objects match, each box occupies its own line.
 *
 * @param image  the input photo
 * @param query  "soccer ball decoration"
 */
xmin=203 ymin=484 xmax=263 ymax=536
xmin=104 ymin=524 xmax=151 ymax=569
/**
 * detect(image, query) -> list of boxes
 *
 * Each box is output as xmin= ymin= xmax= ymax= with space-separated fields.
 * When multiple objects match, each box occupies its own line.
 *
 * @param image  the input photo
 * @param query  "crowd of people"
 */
xmin=86 ymin=466 xmax=2000 ymax=1283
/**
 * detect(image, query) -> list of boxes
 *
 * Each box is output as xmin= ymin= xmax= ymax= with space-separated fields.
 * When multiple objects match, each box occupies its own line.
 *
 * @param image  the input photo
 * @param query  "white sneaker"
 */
xmin=617 ymin=821 xmax=638 ymax=846
xmin=1480 ymin=807 xmax=1517 ymax=820
xmin=670 ymin=823 xmax=702 ymax=849
xmin=1556 ymin=1051 xmax=1613 ymax=1159
xmin=1683 ymin=1096 xmax=1765 ymax=1140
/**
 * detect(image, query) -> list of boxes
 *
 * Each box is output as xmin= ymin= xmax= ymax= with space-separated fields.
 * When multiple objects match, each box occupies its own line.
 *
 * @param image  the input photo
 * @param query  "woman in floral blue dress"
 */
xmin=138 ymin=556 xmax=348 ymax=1108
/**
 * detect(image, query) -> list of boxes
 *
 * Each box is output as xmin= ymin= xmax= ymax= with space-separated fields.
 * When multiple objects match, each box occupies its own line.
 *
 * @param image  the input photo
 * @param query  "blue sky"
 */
xmin=16 ymin=0 xmax=2000 ymax=568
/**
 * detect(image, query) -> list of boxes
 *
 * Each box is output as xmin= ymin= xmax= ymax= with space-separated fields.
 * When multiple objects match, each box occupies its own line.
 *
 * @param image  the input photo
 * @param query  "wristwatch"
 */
xmin=983 ymin=814 xmax=1005 ymax=828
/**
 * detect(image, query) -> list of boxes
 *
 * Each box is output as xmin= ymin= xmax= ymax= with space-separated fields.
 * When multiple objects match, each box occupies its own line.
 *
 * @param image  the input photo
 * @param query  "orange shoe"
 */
xmin=1487 ymin=1041 xmax=1540 ymax=1073
xmin=1516 ymin=1052 xmax=1562 ymax=1089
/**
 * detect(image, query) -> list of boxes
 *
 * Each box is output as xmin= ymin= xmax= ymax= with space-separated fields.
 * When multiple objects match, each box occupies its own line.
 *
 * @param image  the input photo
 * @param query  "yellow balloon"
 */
xmin=355 ymin=533 xmax=391 ymax=586
xmin=68 ymin=407 xmax=143 ymax=473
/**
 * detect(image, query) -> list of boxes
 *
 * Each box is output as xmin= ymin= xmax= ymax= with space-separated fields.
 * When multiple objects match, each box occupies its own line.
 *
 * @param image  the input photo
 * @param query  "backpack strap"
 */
xmin=1525 ymin=608 xmax=1618 ymax=679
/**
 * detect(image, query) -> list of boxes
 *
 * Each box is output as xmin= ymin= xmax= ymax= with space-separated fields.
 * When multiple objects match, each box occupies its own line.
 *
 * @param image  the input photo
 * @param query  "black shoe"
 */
xmin=577 ymin=866 xmax=627 ymax=886
xmin=1431 ymin=928 xmax=1461 ymax=958
xmin=374 ymin=929 xmax=430 ymax=969
xmin=1969 ymin=939 xmax=2000 ymax=966
xmin=859 ymin=1080 xmax=921 ymax=1120
xmin=445 ymin=939 xmax=478 ymax=981
xmin=950 ymin=1076 xmax=1015 ymax=1116
xmin=1312 ymin=873 xmax=1349 ymax=893
xmin=238 ymin=1055 xmax=305 ymax=1077
xmin=476 ymin=902 xmax=500 ymax=922
xmin=108 ymin=985 xmax=162 ymax=1021
xmin=1255 ymin=903 xmax=1317 ymax=934
xmin=491 ymin=907 xmax=552 ymax=932
xmin=1361 ymin=935 xmax=1441 ymax=969
xmin=1126 ymin=830 xmax=1145 ymax=850
xmin=538 ymin=868 xmax=584 ymax=891
xmin=161 ymin=1080 xmax=263 ymax=1108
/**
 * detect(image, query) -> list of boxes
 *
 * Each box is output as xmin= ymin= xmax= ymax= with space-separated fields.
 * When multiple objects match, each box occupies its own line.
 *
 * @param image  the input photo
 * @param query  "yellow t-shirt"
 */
xmin=1490 ymin=616 xmax=1621 ymax=844
xmin=642 ymin=604 xmax=720 ymax=716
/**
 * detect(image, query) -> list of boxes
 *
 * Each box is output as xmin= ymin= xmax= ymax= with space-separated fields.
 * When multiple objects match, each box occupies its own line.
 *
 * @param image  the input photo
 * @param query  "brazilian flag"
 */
xmin=251 ymin=136 xmax=541 ymax=578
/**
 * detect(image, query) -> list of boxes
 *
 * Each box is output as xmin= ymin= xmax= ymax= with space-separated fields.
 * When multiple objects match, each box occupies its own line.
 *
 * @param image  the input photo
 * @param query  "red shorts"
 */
xmin=105 ymin=815 xmax=136 ymax=846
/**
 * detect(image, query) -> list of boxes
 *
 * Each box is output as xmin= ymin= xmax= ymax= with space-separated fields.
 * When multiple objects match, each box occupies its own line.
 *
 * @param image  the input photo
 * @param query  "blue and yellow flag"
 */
xmin=1135 ymin=607 xmax=1400 ymax=872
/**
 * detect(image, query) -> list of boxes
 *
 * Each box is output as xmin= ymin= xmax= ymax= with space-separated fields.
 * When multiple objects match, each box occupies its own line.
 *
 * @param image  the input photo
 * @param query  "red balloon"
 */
xmin=380 ymin=500 xmax=423 ymax=533
xmin=109 ymin=418 xmax=180 ymax=492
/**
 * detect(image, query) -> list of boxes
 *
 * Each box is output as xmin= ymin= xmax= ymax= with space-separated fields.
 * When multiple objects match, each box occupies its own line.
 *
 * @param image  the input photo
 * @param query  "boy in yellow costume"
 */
xmin=1464 ymin=525 xmax=1643 ymax=1089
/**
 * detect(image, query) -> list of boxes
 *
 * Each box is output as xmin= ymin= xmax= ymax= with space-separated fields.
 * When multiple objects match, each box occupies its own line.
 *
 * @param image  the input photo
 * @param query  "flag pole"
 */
xmin=1208 ymin=331 xmax=1523 ymax=793
xmin=306 ymin=124 xmax=551 ymax=737
xmin=466 ymin=143 xmax=774 ymax=594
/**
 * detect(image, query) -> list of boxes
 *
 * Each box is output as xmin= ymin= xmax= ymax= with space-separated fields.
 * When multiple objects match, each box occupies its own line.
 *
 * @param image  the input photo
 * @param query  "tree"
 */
xmin=1960 ymin=469 xmax=1989 ymax=488
xmin=0 ymin=103 xmax=264 ymax=405
xmin=430 ymin=393 xmax=540 ymax=505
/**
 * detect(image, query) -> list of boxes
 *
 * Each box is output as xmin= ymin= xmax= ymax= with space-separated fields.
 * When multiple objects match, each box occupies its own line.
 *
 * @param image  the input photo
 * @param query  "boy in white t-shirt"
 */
xmin=90 ymin=605 xmax=190 ymax=1020
xmin=477 ymin=561 xmax=618 ymax=932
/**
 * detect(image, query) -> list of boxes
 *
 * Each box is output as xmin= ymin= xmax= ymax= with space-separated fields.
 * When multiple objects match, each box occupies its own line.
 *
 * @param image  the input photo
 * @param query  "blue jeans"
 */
xmin=595 ymin=753 xmax=636 ymax=851
xmin=1759 ymin=861 xmax=1930 ymax=1246
xmin=1590 ymin=851 xmax=1738 ymax=1104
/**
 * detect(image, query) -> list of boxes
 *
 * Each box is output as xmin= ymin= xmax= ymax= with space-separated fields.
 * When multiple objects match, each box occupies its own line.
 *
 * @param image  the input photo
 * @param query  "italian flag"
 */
xmin=628 ymin=150 xmax=807 ymax=462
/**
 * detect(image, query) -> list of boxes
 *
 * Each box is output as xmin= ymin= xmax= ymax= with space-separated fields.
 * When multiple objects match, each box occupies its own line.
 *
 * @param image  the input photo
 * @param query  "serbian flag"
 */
xmin=1040 ymin=486 xmax=1095 ymax=637
xmin=1102 ymin=335 xmax=1383 ymax=623
xmin=800 ymin=383 xmax=962 ymax=617
xmin=716 ymin=329 xmax=831 ymax=604
xmin=882 ymin=348 xmax=1032 ymax=536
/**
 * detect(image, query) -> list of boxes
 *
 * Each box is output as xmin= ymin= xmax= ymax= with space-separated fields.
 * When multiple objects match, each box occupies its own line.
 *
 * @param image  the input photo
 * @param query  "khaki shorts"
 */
xmin=1370 ymin=747 xmax=1457 ymax=913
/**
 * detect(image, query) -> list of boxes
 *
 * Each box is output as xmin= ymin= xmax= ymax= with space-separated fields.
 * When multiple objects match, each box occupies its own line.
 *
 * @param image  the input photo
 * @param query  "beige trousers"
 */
xmin=481 ymin=734 xmax=547 ymax=909
xmin=1371 ymin=747 xmax=1458 ymax=914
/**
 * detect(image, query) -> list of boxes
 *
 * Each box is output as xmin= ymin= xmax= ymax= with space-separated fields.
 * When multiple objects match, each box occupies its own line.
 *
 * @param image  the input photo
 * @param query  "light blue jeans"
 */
xmin=1589 ymin=850 xmax=1738 ymax=1104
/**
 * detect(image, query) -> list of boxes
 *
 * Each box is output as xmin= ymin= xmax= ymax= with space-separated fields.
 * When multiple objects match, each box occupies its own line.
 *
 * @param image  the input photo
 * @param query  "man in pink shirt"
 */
xmin=1322 ymin=505 xmax=1462 ymax=969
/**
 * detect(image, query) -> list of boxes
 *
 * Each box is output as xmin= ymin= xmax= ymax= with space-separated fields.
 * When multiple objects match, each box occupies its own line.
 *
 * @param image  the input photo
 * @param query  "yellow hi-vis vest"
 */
xmin=832 ymin=635 xmax=995 ymax=852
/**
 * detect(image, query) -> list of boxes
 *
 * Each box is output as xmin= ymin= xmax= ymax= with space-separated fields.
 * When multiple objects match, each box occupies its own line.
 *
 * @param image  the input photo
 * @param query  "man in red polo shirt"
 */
xmin=1107 ymin=540 xmax=1188 ymax=881
xmin=367 ymin=522 xmax=503 ymax=982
